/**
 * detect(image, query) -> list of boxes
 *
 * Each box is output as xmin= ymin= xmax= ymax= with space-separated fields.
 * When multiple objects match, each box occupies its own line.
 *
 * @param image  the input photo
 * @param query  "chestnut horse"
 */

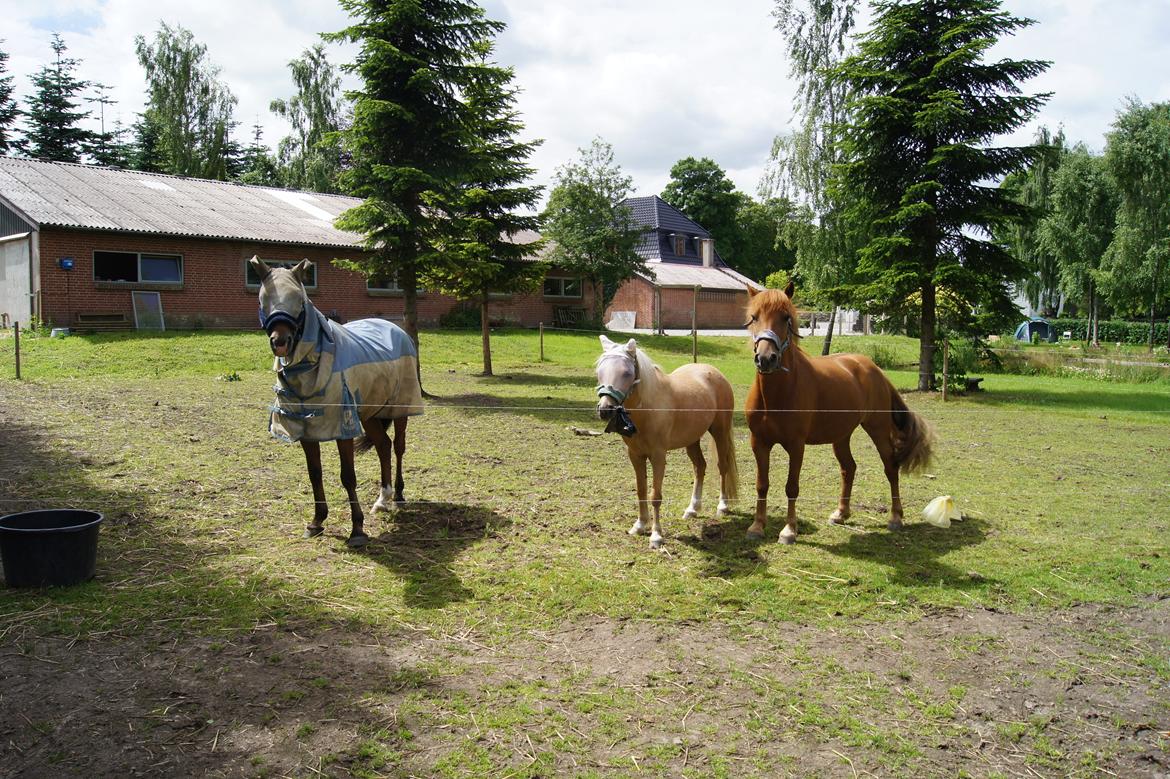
xmin=744 ymin=283 xmax=933 ymax=544
xmin=253 ymin=256 xmax=423 ymax=547
xmin=595 ymin=335 xmax=738 ymax=549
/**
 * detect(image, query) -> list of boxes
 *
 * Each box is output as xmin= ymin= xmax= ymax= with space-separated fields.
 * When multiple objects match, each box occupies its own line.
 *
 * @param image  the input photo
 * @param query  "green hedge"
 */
xmin=1046 ymin=318 xmax=1168 ymax=345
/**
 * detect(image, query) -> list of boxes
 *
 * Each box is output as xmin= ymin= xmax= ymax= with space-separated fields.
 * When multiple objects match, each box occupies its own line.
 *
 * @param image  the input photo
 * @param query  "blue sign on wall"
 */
xmin=59 ymin=257 xmax=75 ymax=271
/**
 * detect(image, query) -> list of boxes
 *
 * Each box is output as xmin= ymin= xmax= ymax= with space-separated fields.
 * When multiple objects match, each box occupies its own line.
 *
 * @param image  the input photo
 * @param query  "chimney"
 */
xmin=700 ymin=238 xmax=714 ymax=267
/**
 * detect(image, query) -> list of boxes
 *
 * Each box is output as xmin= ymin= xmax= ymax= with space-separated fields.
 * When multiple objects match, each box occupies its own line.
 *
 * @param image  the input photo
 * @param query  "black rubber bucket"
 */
xmin=0 ymin=510 xmax=103 ymax=587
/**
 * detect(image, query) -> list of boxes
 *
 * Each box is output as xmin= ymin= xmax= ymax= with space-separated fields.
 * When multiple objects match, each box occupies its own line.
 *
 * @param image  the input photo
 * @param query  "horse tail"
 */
xmin=354 ymin=419 xmax=390 ymax=455
xmin=889 ymin=390 xmax=934 ymax=475
xmin=713 ymin=415 xmax=739 ymax=502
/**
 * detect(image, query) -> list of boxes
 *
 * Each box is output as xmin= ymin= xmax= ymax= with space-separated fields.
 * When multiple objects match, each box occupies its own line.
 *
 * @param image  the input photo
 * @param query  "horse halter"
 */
xmin=753 ymin=318 xmax=794 ymax=374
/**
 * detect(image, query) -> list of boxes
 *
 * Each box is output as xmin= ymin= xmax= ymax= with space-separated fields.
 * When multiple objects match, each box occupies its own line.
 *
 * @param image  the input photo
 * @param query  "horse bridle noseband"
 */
xmin=260 ymin=306 xmax=307 ymax=354
xmin=752 ymin=319 xmax=794 ymax=373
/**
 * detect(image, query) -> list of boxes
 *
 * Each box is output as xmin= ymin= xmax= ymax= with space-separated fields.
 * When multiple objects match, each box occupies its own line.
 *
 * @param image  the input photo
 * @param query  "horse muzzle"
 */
xmin=755 ymin=352 xmax=781 ymax=374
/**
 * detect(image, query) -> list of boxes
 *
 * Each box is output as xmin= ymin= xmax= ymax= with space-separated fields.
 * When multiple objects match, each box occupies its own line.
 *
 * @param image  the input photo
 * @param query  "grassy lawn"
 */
xmin=1 ymin=327 xmax=1167 ymax=777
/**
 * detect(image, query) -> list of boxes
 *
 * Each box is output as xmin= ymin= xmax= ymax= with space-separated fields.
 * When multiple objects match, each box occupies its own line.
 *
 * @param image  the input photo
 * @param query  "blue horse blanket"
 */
xmin=269 ymin=302 xmax=424 ymax=443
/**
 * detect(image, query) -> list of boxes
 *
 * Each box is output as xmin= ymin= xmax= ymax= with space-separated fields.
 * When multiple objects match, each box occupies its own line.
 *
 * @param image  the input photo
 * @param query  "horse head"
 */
xmin=595 ymin=335 xmax=640 ymax=436
xmin=251 ymin=256 xmax=314 ymax=358
xmin=746 ymin=281 xmax=799 ymax=375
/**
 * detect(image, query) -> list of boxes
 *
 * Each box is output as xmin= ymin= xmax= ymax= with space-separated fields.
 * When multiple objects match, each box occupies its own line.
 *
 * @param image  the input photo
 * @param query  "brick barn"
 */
xmin=0 ymin=157 xmax=592 ymax=332
xmin=605 ymin=195 xmax=759 ymax=330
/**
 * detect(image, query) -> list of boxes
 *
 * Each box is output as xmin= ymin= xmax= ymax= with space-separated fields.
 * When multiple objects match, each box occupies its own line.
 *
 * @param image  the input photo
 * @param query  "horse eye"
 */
xmin=744 ymin=315 xmax=757 ymax=328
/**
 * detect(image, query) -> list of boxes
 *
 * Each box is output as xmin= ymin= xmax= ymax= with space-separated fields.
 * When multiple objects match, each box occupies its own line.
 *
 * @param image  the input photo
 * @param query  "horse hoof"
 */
xmin=778 ymin=533 xmax=796 ymax=545
xmin=346 ymin=533 xmax=370 ymax=548
xmin=681 ymin=509 xmax=698 ymax=521
xmin=304 ymin=525 xmax=324 ymax=539
xmin=829 ymin=510 xmax=849 ymax=525
xmin=887 ymin=519 xmax=904 ymax=531
xmin=745 ymin=529 xmax=765 ymax=541
xmin=649 ymin=535 xmax=664 ymax=549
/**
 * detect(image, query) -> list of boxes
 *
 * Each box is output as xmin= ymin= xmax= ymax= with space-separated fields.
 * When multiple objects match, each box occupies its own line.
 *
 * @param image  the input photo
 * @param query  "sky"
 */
xmin=4 ymin=0 xmax=1170 ymax=204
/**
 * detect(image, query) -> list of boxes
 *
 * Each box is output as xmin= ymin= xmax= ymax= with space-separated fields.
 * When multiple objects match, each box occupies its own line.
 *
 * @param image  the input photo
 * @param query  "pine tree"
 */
xmin=0 ymin=41 xmax=20 ymax=154
xmin=22 ymin=34 xmax=94 ymax=162
xmin=237 ymin=121 xmax=280 ymax=186
xmin=86 ymin=83 xmax=133 ymax=167
xmin=833 ymin=0 xmax=1050 ymax=390
xmin=421 ymin=38 xmax=546 ymax=376
xmin=325 ymin=0 xmax=508 ymax=355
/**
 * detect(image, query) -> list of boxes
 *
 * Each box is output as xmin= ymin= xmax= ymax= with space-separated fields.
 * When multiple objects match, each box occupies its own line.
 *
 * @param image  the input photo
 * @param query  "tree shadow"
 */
xmin=353 ymin=501 xmax=511 ymax=609
xmin=431 ymin=392 xmax=598 ymax=428
xmin=0 ymin=419 xmax=153 ymax=587
xmin=473 ymin=372 xmax=597 ymax=389
xmin=963 ymin=385 xmax=1170 ymax=417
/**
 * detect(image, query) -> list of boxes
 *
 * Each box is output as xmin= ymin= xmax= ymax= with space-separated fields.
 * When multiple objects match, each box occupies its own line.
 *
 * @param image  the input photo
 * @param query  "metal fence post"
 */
xmin=14 ymin=321 xmax=20 ymax=380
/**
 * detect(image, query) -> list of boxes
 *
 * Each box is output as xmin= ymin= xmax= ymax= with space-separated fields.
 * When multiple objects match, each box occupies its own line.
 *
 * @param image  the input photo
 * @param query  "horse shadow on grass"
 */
xmin=346 ymin=501 xmax=511 ymax=609
xmin=677 ymin=510 xmax=994 ymax=590
xmin=431 ymin=392 xmax=599 ymax=429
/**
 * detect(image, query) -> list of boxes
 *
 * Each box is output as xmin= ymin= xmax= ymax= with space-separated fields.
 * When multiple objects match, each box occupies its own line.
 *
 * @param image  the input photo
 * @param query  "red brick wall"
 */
xmin=36 ymin=228 xmax=595 ymax=330
xmin=604 ymin=279 xmax=750 ymax=329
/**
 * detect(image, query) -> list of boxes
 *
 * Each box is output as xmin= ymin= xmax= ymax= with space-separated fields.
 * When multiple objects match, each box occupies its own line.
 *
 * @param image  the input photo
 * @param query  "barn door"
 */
xmin=0 ymin=235 xmax=33 ymax=326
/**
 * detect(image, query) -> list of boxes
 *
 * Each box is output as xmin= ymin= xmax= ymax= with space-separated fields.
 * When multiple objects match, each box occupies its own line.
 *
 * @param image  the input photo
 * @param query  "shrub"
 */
xmin=1047 ymin=317 xmax=1168 ymax=345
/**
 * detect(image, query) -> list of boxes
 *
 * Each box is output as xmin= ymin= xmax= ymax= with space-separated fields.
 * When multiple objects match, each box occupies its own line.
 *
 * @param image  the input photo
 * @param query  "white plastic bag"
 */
xmin=922 ymin=495 xmax=962 ymax=528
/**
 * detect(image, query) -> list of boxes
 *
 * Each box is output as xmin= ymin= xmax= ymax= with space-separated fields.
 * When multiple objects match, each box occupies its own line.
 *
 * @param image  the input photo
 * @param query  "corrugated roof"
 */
xmin=641 ymin=262 xmax=757 ymax=291
xmin=0 ymin=157 xmax=366 ymax=248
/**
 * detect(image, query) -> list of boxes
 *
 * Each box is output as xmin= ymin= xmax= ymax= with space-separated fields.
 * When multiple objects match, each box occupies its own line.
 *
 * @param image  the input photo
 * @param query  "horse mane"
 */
xmin=748 ymin=289 xmax=804 ymax=342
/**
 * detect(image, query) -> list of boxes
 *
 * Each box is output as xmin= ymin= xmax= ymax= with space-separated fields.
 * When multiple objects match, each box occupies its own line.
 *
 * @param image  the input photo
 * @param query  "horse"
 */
xmin=251 ymin=256 xmax=424 ymax=548
xmin=744 ymin=282 xmax=934 ymax=544
xmin=595 ymin=334 xmax=738 ymax=549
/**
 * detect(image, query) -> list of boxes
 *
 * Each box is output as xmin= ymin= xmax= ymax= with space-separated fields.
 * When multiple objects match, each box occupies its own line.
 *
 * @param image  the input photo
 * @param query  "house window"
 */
xmin=367 ymin=274 xmax=425 ymax=294
xmin=543 ymin=276 xmax=582 ymax=298
xmin=94 ymin=251 xmax=183 ymax=284
xmin=245 ymin=259 xmax=317 ymax=288
xmin=673 ymin=235 xmax=687 ymax=256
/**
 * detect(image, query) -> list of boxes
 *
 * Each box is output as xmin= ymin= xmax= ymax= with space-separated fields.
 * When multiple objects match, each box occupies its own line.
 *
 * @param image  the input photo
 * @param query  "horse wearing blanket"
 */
xmin=251 ymin=256 xmax=424 ymax=548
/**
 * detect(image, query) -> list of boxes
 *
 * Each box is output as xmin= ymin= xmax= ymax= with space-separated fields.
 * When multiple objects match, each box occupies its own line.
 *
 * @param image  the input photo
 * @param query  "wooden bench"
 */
xmin=75 ymin=312 xmax=132 ymax=332
xmin=553 ymin=306 xmax=586 ymax=328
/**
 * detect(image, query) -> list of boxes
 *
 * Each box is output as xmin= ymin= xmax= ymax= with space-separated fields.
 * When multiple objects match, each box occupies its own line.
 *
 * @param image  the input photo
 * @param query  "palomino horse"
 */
xmin=744 ymin=283 xmax=933 ymax=544
xmin=252 ymin=256 xmax=424 ymax=548
xmin=595 ymin=335 xmax=738 ymax=548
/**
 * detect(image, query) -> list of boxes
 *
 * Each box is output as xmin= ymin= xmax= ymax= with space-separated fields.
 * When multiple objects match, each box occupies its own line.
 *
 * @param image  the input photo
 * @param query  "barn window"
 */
xmin=245 ymin=259 xmax=317 ymax=288
xmin=367 ymin=273 xmax=424 ymax=295
xmin=94 ymin=251 xmax=182 ymax=284
xmin=543 ymin=276 xmax=582 ymax=298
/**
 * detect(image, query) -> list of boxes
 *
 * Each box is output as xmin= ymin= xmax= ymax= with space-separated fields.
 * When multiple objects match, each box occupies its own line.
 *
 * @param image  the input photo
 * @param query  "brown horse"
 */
xmin=744 ymin=283 xmax=934 ymax=544
xmin=595 ymin=335 xmax=738 ymax=549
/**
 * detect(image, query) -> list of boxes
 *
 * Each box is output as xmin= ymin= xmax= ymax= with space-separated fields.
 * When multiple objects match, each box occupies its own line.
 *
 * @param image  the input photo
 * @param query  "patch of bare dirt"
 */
xmin=2 ymin=600 xmax=1167 ymax=778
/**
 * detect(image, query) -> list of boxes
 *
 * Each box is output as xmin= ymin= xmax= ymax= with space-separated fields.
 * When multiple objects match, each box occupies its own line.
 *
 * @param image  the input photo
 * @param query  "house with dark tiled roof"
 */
xmin=0 ymin=157 xmax=582 ymax=331
xmin=605 ymin=195 xmax=759 ymax=330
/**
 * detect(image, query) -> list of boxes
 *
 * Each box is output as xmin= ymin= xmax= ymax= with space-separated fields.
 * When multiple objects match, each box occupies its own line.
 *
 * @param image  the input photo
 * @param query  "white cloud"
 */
xmin=4 ymin=0 xmax=1169 ymax=202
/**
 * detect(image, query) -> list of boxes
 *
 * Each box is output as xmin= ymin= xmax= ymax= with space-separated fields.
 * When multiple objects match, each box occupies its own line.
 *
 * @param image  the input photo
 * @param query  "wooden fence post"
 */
xmin=692 ymin=286 xmax=699 ymax=363
xmin=941 ymin=337 xmax=949 ymax=402
xmin=539 ymin=322 xmax=544 ymax=362
xmin=14 ymin=321 xmax=20 ymax=380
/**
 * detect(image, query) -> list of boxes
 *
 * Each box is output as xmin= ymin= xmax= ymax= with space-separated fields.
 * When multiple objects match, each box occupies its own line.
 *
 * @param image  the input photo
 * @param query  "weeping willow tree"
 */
xmin=763 ymin=0 xmax=861 ymax=354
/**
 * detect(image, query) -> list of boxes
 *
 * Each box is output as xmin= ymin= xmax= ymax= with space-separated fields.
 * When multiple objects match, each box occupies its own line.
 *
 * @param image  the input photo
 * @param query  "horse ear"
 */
xmin=747 ymin=285 xmax=759 ymax=299
xmin=599 ymin=334 xmax=615 ymax=350
xmin=292 ymin=259 xmax=314 ymax=283
xmin=249 ymin=255 xmax=271 ymax=280
xmin=784 ymin=279 xmax=795 ymax=299
xmin=624 ymin=338 xmax=637 ymax=354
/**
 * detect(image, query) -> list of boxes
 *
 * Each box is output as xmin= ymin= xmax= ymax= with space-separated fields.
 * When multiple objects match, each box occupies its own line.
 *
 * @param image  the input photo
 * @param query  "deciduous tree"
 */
xmin=542 ymin=138 xmax=648 ymax=324
xmin=134 ymin=23 xmax=238 ymax=179
xmin=270 ymin=44 xmax=346 ymax=193
xmin=661 ymin=157 xmax=742 ymax=264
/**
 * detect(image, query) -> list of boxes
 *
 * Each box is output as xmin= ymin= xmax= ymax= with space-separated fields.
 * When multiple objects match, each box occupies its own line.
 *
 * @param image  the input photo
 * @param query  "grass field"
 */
xmin=1 ymin=327 xmax=1168 ymax=778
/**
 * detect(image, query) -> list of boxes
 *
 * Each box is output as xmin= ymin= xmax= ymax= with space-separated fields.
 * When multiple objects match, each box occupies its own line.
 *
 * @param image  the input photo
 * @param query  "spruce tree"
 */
xmin=22 ymin=34 xmax=93 ymax=162
xmin=833 ymin=0 xmax=1050 ymax=390
xmin=421 ymin=39 xmax=545 ymax=376
xmin=325 ymin=0 xmax=506 ymax=354
xmin=0 ymin=41 xmax=19 ymax=154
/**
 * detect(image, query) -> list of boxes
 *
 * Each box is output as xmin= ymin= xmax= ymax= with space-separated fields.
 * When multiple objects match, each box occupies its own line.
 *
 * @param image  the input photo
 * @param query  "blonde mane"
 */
xmin=747 ymin=289 xmax=804 ymax=342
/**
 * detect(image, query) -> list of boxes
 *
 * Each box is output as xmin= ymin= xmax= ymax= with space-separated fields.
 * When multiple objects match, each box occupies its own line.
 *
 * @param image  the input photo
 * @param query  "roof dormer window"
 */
xmin=672 ymin=233 xmax=687 ymax=256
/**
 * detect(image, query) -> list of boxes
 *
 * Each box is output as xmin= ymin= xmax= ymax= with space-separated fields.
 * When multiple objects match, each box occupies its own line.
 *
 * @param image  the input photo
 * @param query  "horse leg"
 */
xmin=681 ymin=442 xmax=706 ymax=520
xmin=365 ymin=420 xmax=397 ymax=513
xmin=829 ymin=438 xmax=857 ymax=524
xmin=649 ymin=451 xmax=667 ymax=549
xmin=337 ymin=438 xmax=369 ymax=548
xmin=747 ymin=435 xmax=772 ymax=539
xmin=863 ymin=420 xmax=903 ymax=530
xmin=301 ymin=440 xmax=328 ymax=538
xmin=392 ymin=417 xmax=408 ymax=504
xmin=778 ymin=442 xmax=805 ymax=544
xmin=627 ymin=451 xmax=650 ymax=537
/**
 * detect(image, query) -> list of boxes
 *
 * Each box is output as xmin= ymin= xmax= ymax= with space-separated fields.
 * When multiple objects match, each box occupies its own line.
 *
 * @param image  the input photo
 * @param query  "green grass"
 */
xmin=1 ymin=327 xmax=1167 ymax=777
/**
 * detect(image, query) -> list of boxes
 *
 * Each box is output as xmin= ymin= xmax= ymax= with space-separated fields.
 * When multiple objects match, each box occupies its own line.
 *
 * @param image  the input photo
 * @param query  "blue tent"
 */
xmin=1014 ymin=317 xmax=1057 ymax=343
